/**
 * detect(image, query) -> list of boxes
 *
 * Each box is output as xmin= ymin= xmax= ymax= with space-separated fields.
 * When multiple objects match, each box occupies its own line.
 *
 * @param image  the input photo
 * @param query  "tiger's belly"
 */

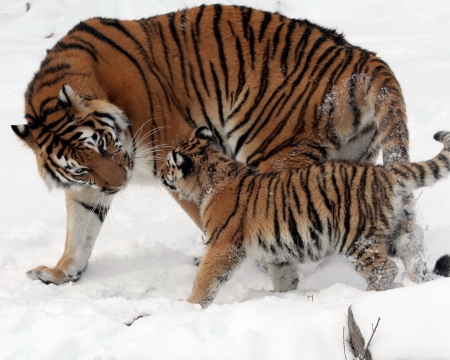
xmin=244 ymin=230 xmax=333 ymax=266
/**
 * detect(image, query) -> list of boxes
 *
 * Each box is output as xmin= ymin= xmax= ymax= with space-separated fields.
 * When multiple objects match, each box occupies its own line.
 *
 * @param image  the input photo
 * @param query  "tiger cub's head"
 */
xmin=162 ymin=127 xmax=218 ymax=202
xmin=11 ymin=85 xmax=133 ymax=194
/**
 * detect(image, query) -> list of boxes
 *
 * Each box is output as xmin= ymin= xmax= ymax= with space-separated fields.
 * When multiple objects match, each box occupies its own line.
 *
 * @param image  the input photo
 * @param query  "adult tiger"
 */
xmin=11 ymin=4 xmax=441 ymax=286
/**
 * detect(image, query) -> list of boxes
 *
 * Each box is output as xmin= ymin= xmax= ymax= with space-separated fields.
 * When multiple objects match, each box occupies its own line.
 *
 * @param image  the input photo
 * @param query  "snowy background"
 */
xmin=1 ymin=0 xmax=450 ymax=359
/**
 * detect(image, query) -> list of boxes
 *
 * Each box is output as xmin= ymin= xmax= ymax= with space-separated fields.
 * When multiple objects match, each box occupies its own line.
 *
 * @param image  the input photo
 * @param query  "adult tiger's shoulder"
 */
xmin=11 ymin=4 xmax=424 ymax=285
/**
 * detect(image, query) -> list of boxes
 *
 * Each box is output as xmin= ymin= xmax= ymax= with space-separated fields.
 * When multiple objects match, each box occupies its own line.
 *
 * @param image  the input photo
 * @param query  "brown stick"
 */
xmin=361 ymin=317 xmax=381 ymax=360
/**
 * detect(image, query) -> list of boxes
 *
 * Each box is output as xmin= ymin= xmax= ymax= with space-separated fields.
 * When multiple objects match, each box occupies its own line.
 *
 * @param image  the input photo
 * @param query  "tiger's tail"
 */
xmin=388 ymin=131 xmax=450 ymax=192
xmin=389 ymin=131 xmax=450 ymax=278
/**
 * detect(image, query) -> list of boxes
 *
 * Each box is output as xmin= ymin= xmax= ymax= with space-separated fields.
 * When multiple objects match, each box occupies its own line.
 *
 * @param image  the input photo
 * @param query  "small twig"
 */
xmin=360 ymin=317 xmax=380 ymax=359
xmin=416 ymin=190 xmax=423 ymax=202
xmin=343 ymin=327 xmax=348 ymax=360
xmin=307 ymin=294 xmax=314 ymax=302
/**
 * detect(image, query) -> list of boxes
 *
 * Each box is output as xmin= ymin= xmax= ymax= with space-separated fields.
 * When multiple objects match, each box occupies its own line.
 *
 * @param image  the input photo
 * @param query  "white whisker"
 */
xmin=127 ymin=120 xmax=160 ymax=152
xmin=130 ymin=125 xmax=168 ymax=153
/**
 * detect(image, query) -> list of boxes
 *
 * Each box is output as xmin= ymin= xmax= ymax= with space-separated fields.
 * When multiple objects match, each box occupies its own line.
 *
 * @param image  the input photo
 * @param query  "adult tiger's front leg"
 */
xmin=27 ymin=187 xmax=113 ymax=285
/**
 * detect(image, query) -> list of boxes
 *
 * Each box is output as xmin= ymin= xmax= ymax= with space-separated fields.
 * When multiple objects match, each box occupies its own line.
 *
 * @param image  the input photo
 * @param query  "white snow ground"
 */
xmin=0 ymin=0 xmax=450 ymax=359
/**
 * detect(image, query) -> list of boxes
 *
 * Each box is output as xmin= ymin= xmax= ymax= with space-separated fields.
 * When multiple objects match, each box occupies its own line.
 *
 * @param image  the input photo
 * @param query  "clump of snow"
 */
xmin=351 ymin=278 xmax=450 ymax=359
xmin=1 ymin=0 xmax=450 ymax=359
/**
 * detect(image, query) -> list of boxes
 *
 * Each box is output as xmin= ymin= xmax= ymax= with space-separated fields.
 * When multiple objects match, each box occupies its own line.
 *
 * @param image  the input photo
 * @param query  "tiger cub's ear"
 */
xmin=195 ymin=127 xmax=215 ymax=142
xmin=11 ymin=124 xmax=38 ymax=150
xmin=175 ymin=152 xmax=186 ymax=167
xmin=58 ymin=84 xmax=88 ymax=113
xmin=174 ymin=151 xmax=194 ymax=176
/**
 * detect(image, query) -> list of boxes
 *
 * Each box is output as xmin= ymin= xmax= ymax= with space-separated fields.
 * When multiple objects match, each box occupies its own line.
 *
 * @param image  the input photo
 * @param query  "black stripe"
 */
xmin=93 ymin=111 xmax=115 ymax=122
xmin=303 ymin=168 xmax=323 ymax=235
xmin=288 ymin=208 xmax=304 ymax=261
xmin=273 ymin=206 xmax=283 ymax=249
xmin=78 ymin=201 xmax=109 ymax=222
xmin=264 ymin=174 xmax=277 ymax=217
xmin=248 ymin=24 xmax=256 ymax=69
xmin=316 ymin=166 xmax=333 ymax=212
xmin=211 ymin=175 xmax=248 ymax=241
xmin=271 ymin=24 xmax=284 ymax=59
xmin=52 ymin=41 xmax=99 ymax=62
xmin=258 ymin=11 xmax=272 ymax=41
xmin=167 ymin=12 xmax=190 ymax=96
xmin=210 ymin=62 xmax=225 ymax=127
xmin=213 ymin=4 xmax=229 ymax=99
xmin=436 ymin=154 xmax=450 ymax=171
xmin=191 ymin=24 xmax=210 ymax=97
xmin=348 ymin=73 xmax=361 ymax=129
xmin=36 ymin=71 xmax=90 ymax=95
xmin=194 ymin=4 xmax=205 ymax=38
xmin=427 ymin=160 xmax=441 ymax=180
xmin=44 ymin=163 xmax=69 ymax=188
xmin=234 ymin=36 xmax=246 ymax=104
xmin=280 ymin=20 xmax=296 ymax=76
xmin=154 ymin=21 xmax=174 ymax=84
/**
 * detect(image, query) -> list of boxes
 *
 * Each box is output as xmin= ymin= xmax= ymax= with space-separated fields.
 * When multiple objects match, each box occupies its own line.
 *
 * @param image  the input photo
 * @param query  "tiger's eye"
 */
xmin=75 ymin=168 xmax=88 ymax=175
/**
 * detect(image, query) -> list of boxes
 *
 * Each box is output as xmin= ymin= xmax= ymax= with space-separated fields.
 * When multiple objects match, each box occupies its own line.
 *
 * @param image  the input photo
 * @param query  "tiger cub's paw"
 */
xmin=27 ymin=265 xmax=81 ymax=285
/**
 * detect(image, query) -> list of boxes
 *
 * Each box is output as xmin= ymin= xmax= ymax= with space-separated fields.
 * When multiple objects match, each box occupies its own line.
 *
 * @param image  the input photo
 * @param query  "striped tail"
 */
xmin=389 ymin=131 xmax=450 ymax=192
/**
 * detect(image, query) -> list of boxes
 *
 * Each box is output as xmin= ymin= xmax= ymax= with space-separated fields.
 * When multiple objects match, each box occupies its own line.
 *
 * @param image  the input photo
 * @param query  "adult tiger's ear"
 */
xmin=194 ymin=127 xmax=215 ymax=142
xmin=58 ymin=84 xmax=87 ymax=113
xmin=11 ymin=124 xmax=38 ymax=150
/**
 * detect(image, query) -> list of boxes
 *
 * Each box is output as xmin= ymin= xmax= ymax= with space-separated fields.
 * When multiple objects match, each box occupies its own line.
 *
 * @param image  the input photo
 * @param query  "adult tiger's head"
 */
xmin=11 ymin=85 xmax=133 ymax=194
xmin=162 ymin=127 xmax=219 ymax=202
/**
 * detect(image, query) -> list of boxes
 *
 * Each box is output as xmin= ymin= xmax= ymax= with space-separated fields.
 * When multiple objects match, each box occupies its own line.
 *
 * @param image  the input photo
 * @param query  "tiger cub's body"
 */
xmin=162 ymin=128 xmax=450 ymax=307
xmin=12 ymin=4 xmax=441 ymax=285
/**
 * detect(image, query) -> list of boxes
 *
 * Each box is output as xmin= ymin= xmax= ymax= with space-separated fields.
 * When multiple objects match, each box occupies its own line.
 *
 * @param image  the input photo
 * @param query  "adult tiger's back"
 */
xmin=12 ymin=5 xmax=423 ymax=285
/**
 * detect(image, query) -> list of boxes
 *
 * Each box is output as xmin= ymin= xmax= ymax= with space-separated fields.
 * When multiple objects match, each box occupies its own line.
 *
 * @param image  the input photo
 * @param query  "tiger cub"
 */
xmin=162 ymin=127 xmax=450 ymax=307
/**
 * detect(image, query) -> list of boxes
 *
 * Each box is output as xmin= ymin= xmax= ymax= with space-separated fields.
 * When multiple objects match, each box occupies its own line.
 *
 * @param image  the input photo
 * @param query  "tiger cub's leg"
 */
xmin=266 ymin=260 xmax=299 ymax=292
xmin=27 ymin=187 xmax=112 ymax=285
xmin=362 ymin=259 xmax=398 ymax=291
xmin=350 ymin=237 xmax=398 ymax=291
xmin=187 ymin=240 xmax=245 ymax=308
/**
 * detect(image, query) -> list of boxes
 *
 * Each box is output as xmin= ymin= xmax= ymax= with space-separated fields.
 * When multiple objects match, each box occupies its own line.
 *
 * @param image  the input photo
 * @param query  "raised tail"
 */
xmin=388 ymin=131 xmax=450 ymax=192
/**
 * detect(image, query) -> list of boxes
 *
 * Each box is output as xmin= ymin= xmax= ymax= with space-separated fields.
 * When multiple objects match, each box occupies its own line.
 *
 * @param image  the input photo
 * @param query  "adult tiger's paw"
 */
xmin=267 ymin=262 xmax=299 ymax=292
xmin=26 ymin=265 xmax=82 ymax=285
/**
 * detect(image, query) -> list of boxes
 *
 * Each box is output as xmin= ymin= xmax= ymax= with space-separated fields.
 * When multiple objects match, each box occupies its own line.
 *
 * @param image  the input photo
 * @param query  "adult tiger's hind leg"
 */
xmin=27 ymin=187 xmax=112 ymax=285
xmin=366 ymin=69 xmax=434 ymax=283
xmin=390 ymin=217 xmax=432 ymax=283
xmin=266 ymin=260 xmax=299 ymax=292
